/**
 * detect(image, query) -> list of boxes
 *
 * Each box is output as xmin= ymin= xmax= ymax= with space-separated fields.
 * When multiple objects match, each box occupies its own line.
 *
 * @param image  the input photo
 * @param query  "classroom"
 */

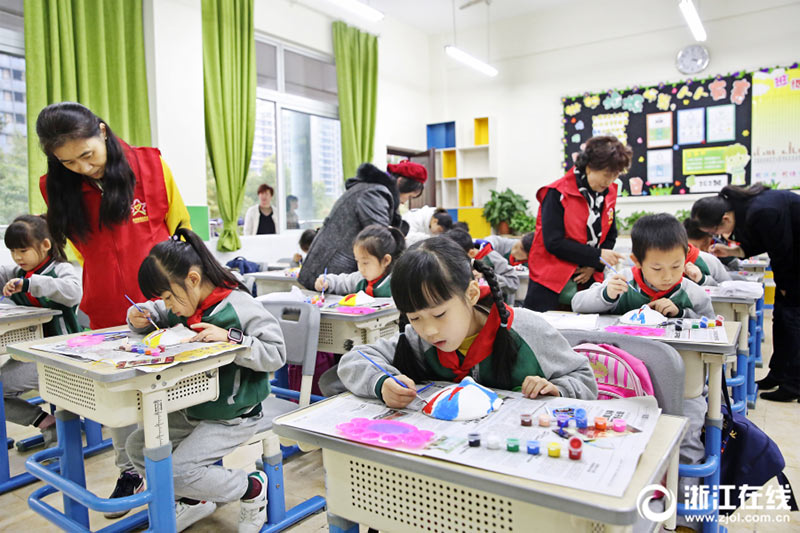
xmin=0 ymin=0 xmax=798 ymax=532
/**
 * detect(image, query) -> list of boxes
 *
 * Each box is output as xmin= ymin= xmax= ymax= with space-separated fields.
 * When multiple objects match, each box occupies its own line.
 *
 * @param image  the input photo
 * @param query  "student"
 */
xmin=337 ymin=236 xmax=597 ymax=406
xmin=683 ymin=218 xmax=740 ymax=283
xmin=291 ymin=228 xmax=317 ymax=267
xmin=484 ymin=232 xmax=534 ymax=266
xmin=36 ymin=102 xmax=191 ymax=513
xmin=315 ymin=225 xmax=405 ymax=297
xmin=445 ymin=229 xmax=520 ymax=298
xmin=692 ymin=184 xmax=800 ymax=402
xmin=403 ymin=206 xmax=453 ymax=245
xmin=125 ymin=228 xmax=286 ymax=532
xmin=0 ymin=215 xmax=81 ymax=447
xmin=452 ymin=221 xmax=470 ymax=233
xmin=572 ymin=214 xmax=714 ymax=319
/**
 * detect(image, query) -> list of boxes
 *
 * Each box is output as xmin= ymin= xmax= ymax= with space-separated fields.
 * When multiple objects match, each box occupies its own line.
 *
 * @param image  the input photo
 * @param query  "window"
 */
xmin=208 ymin=36 xmax=342 ymax=235
xmin=0 ymin=49 xmax=27 ymax=225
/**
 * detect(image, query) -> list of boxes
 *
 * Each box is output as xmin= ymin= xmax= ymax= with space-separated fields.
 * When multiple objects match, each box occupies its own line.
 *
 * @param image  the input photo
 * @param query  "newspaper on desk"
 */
xmin=0 ymin=303 xmax=52 ymax=318
xmin=285 ymin=386 xmax=661 ymax=497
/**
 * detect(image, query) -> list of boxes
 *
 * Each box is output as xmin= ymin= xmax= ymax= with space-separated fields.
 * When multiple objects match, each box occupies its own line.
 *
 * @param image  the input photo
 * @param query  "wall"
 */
xmin=427 ymin=0 xmax=800 ymax=220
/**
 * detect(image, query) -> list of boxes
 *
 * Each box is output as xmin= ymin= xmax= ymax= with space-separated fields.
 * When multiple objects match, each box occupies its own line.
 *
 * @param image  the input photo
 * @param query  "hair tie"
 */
xmin=500 ymin=322 xmax=508 ymax=328
xmin=171 ymin=234 xmax=181 ymax=241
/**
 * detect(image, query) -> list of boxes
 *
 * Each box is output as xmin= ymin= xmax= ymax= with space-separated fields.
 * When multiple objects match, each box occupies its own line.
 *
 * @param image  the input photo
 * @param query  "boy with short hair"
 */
xmin=572 ymin=213 xmax=714 ymax=318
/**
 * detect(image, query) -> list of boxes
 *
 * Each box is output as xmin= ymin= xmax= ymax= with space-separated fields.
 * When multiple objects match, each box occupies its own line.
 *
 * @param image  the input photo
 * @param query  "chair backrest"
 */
xmin=260 ymin=300 xmax=320 ymax=377
xmin=559 ymin=329 xmax=685 ymax=416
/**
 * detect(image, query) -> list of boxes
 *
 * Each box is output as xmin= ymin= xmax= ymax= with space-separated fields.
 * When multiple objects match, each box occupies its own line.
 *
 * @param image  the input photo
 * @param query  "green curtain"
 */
xmin=24 ymin=0 xmax=151 ymax=214
xmin=332 ymin=21 xmax=378 ymax=180
xmin=202 ymin=0 xmax=255 ymax=251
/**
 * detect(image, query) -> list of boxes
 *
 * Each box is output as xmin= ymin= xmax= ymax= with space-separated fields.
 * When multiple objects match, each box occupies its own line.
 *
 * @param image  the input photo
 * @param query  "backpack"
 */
xmin=572 ymin=342 xmax=655 ymax=399
xmin=226 ymin=256 xmax=261 ymax=274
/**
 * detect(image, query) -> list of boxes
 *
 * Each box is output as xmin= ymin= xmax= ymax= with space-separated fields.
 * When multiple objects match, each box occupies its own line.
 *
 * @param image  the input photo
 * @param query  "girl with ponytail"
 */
xmin=336 ymin=236 xmax=597 ymax=408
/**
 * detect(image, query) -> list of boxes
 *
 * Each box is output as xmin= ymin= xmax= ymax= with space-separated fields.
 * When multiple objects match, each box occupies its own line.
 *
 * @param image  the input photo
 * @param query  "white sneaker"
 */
xmin=176 ymin=500 xmax=216 ymax=532
xmin=238 ymin=471 xmax=268 ymax=533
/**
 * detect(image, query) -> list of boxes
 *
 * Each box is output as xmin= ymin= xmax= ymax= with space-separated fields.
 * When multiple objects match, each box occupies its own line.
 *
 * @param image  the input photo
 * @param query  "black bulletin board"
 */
xmin=562 ymin=73 xmax=753 ymax=196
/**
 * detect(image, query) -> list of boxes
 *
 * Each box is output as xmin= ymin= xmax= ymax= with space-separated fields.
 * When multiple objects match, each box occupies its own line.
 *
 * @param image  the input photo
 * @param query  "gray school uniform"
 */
xmin=338 ymin=307 xmax=597 ymax=400
xmin=477 ymin=250 xmax=520 ymax=295
xmin=484 ymin=235 xmax=515 ymax=258
xmin=698 ymin=251 xmax=732 ymax=286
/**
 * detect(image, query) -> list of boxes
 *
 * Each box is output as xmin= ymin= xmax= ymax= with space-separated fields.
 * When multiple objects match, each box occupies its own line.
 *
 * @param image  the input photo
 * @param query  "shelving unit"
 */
xmin=428 ymin=117 xmax=498 ymax=238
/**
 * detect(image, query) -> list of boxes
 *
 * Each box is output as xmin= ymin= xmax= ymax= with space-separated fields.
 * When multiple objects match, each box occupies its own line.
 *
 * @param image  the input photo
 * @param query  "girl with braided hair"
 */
xmin=337 ymin=236 xmax=597 ymax=409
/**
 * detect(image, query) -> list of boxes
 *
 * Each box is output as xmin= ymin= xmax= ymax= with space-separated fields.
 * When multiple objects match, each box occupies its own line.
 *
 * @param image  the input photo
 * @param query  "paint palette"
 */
xmin=336 ymin=418 xmax=435 ymax=449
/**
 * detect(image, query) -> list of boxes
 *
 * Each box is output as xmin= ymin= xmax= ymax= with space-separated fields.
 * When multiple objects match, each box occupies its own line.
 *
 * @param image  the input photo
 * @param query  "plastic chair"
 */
xmin=245 ymin=301 xmax=326 ymax=532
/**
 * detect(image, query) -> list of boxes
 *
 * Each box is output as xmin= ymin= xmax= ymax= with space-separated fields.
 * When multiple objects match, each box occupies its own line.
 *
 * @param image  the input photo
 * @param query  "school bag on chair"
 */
xmin=572 ymin=342 xmax=655 ymax=399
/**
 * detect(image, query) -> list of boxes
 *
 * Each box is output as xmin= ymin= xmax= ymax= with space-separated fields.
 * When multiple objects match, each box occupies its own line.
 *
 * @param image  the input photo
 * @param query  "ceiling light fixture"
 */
xmin=444 ymin=0 xmax=498 ymax=77
xmin=328 ymin=0 xmax=384 ymax=23
xmin=679 ymin=0 xmax=707 ymax=42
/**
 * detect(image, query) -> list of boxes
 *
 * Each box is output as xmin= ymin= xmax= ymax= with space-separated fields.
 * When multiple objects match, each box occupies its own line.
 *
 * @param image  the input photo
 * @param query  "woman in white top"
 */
xmin=244 ymin=184 xmax=277 ymax=235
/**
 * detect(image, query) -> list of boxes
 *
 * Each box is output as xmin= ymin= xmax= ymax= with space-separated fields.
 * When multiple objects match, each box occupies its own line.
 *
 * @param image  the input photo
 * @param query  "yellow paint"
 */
xmin=547 ymin=442 xmax=561 ymax=458
xmin=474 ymin=117 xmax=490 ymax=145
xmin=441 ymin=149 xmax=457 ymax=178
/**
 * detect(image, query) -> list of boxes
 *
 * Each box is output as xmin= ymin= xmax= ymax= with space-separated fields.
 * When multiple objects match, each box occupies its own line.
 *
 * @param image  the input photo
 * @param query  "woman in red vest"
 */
xmin=524 ymin=136 xmax=631 ymax=311
xmin=36 ymin=101 xmax=191 ymax=516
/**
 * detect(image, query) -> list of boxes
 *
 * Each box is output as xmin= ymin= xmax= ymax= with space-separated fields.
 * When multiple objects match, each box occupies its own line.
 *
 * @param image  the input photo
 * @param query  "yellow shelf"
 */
xmin=442 ymin=150 xmax=457 ymax=178
xmin=458 ymin=208 xmax=491 ymax=238
xmin=474 ymin=117 xmax=489 ymax=145
xmin=458 ymin=180 xmax=474 ymax=207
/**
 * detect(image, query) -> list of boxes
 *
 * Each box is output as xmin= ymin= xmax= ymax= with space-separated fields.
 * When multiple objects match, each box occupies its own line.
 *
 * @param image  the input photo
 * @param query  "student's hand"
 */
xmin=292 ymin=253 xmax=303 ymax=264
xmin=314 ymin=276 xmax=329 ymax=292
xmin=381 ymin=374 xmax=417 ymax=408
xmin=2 ymin=278 xmax=23 ymax=297
xmin=710 ymin=243 xmax=744 ymax=258
xmin=573 ymin=266 xmax=595 ymax=284
xmin=127 ymin=307 xmax=154 ymax=329
xmin=605 ymin=274 xmax=629 ymax=299
xmin=649 ymin=298 xmax=679 ymax=317
xmin=600 ymin=249 xmax=626 ymax=267
xmin=521 ymin=376 xmax=560 ymax=398
xmin=684 ymin=262 xmax=703 ymax=283
xmin=189 ymin=322 xmax=230 ymax=343
xmin=472 ymin=269 xmax=483 ymax=280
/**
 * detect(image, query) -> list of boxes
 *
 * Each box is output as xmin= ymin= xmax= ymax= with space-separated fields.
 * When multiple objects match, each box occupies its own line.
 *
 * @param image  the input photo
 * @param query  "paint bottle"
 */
xmin=506 ymin=438 xmax=520 ymax=452
xmin=520 ymin=413 xmax=532 ymax=427
xmin=574 ymin=409 xmax=588 ymax=429
xmin=568 ymin=437 xmax=583 ymax=460
xmin=526 ymin=440 xmax=540 ymax=455
xmin=567 ymin=418 xmax=577 ymax=430
xmin=595 ymin=417 xmax=608 ymax=431
xmin=468 ymin=433 xmax=481 ymax=447
xmin=557 ymin=414 xmax=569 ymax=428
xmin=538 ymin=413 xmax=551 ymax=427
xmin=547 ymin=442 xmax=561 ymax=458
xmin=486 ymin=434 xmax=502 ymax=450
xmin=612 ymin=419 xmax=627 ymax=432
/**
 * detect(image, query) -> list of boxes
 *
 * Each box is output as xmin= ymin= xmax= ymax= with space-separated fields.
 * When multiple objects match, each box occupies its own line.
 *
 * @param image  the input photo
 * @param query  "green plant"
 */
xmin=649 ymin=185 xmax=674 ymax=196
xmin=483 ymin=188 xmax=530 ymax=227
xmin=619 ymin=210 xmax=653 ymax=233
xmin=674 ymin=208 xmax=691 ymax=221
xmin=510 ymin=211 xmax=536 ymax=234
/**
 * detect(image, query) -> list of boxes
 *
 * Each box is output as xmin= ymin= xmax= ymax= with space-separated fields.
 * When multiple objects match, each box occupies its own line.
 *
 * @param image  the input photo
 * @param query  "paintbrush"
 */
xmin=124 ymin=294 xmax=160 ymax=331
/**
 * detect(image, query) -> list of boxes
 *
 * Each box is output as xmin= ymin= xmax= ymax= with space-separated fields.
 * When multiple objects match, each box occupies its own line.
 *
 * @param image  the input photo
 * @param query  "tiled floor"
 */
xmin=2 ymin=311 xmax=798 ymax=532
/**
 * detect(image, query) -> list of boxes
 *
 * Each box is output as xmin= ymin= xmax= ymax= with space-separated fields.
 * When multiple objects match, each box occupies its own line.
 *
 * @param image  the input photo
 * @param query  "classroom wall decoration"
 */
xmin=561 ymin=66 xmax=784 ymax=196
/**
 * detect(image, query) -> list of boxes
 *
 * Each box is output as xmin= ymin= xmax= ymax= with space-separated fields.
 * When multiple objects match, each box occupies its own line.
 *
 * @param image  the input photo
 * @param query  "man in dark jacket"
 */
xmin=298 ymin=161 xmax=426 ymax=289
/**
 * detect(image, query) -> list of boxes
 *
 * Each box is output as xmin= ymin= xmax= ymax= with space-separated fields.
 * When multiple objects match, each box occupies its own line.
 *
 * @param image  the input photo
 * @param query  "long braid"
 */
xmin=472 ymin=260 xmax=518 ymax=388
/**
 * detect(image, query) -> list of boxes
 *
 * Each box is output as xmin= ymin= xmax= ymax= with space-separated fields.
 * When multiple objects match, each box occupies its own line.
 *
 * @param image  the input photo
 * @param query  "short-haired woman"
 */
xmin=244 ymin=183 xmax=276 ymax=235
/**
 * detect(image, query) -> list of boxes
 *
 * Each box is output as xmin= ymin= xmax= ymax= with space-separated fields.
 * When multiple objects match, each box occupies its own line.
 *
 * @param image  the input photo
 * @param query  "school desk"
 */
xmin=514 ymin=267 xmax=529 ymax=303
xmin=546 ymin=312 xmax=740 ymax=531
xmin=273 ymin=393 xmax=688 ymax=533
xmin=7 ymin=328 xmax=245 ymax=532
xmin=246 ymin=271 xmax=304 ymax=295
xmin=737 ymin=258 xmax=768 ymax=274
xmin=318 ymin=296 xmax=401 ymax=354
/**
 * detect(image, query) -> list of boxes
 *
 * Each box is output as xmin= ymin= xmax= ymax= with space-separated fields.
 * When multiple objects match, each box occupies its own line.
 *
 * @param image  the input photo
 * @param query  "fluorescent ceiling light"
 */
xmin=327 ymin=0 xmax=384 ymax=22
xmin=445 ymin=45 xmax=498 ymax=77
xmin=679 ymin=0 xmax=707 ymax=42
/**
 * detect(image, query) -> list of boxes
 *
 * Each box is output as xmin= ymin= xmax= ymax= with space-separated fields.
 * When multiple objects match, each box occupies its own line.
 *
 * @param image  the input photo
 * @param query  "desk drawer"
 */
xmin=318 ymin=319 xmax=399 ymax=354
xmin=37 ymin=364 xmax=221 ymax=427
xmin=0 ymin=324 xmax=43 ymax=351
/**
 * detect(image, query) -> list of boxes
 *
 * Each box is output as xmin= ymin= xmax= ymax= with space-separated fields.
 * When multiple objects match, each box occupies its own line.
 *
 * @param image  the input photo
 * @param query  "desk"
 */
xmin=8 ymin=329 xmax=244 ymax=532
xmin=738 ymin=259 xmax=768 ymax=274
xmin=246 ymin=271 xmax=303 ymax=295
xmin=274 ymin=396 xmax=688 ymax=533
xmin=514 ymin=268 xmax=529 ymax=303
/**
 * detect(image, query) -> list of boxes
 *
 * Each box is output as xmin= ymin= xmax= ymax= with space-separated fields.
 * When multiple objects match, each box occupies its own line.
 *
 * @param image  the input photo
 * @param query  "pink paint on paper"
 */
xmin=335 ymin=307 xmax=377 ymax=315
xmin=336 ymin=418 xmax=435 ymax=449
xmin=604 ymin=325 xmax=665 ymax=337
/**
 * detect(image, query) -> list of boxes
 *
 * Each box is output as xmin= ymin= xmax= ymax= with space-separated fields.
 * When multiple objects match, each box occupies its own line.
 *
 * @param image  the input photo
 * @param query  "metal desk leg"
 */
xmin=755 ymin=297 xmax=764 ymax=367
xmin=328 ymin=512 xmax=359 ymax=533
xmin=747 ymin=310 xmax=759 ymax=409
xmin=55 ymin=409 xmax=90 ymax=528
xmin=702 ymin=358 xmax=723 ymax=533
xmin=728 ymin=305 xmax=748 ymax=415
xmin=142 ymin=389 xmax=177 ymax=533
xmin=666 ymin=446 xmax=680 ymax=531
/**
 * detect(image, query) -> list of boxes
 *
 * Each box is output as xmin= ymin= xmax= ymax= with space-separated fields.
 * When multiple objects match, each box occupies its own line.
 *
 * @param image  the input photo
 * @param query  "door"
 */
xmin=387 ymin=146 xmax=436 ymax=210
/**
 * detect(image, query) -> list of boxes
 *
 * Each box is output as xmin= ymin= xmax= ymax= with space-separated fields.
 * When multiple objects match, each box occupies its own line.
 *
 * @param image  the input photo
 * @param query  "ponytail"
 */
xmin=138 ymin=226 xmax=248 ymax=299
xmin=472 ymin=260 xmax=518 ymax=389
xmin=692 ymin=183 xmax=767 ymax=229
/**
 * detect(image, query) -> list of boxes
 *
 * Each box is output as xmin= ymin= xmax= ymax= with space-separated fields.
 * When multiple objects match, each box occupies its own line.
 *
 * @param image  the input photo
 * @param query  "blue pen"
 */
xmin=356 ymin=350 xmax=410 ymax=389
xmin=124 ymin=294 xmax=160 ymax=331
xmin=599 ymin=257 xmax=638 ymax=292
xmin=321 ymin=267 xmax=328 ymax=302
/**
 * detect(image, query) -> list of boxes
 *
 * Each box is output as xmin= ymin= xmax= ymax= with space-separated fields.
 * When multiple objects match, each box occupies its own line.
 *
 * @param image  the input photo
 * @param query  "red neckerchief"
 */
xmin=436 ymin=304 xmax=514 ymax=381
xmin=685 ymin=243 xmax=700 ymax=264
xmin=22 ymin=257 xmax=54 ymax=307
xmin=632 ymin=267 xmax=682 ymax=300
xmin=508 ymin=254 xmax=526 ymax=266
xmin=474 ymin=243 xmax=494 ymax=260
xmin=186 ymin=286 xmax=233 ymax=326
xmin=365 ymin=273 xmax=387 ymax=297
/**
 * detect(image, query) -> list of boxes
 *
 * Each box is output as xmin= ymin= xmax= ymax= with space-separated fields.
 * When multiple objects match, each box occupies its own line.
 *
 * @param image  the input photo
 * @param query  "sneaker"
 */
xmin=103 ymin=471 xmax=144 ymax=519
xmin=176 ymin=500 xmax=217 ymax=532
xmin=238 ymin=471 xmax=268 ymax=533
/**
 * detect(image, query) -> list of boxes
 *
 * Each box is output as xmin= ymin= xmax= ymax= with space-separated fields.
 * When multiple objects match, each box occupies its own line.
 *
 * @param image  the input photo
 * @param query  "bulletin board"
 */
xmin=562 ymin=73 xmax=754 ymax=196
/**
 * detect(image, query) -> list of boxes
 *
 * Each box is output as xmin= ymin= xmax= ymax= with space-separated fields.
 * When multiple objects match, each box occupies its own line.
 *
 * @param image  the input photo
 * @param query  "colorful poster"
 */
xmin=706 ymin=104 xmax=736 ymax=143
xmin=646 ymin=149 xmax=673 ymax=184
xmin=646 ymin=112 xmax=673 ymax=148
xmin=751 ymin=67 xmax=800 ymax=188
xmin=685 ymin=174 xmax=728 ymax=193
xmin=677 ymin=108 xmax=705 ymax=145
xmin=591 ymin=112 xmax=630 ymax=145
xmin=682 ymin=146 xmax=727 ymax=174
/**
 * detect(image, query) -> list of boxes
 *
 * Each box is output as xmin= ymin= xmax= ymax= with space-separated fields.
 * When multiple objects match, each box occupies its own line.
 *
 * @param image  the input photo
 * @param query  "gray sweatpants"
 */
xmin=126 ymin=409 xmax=263 ymax=502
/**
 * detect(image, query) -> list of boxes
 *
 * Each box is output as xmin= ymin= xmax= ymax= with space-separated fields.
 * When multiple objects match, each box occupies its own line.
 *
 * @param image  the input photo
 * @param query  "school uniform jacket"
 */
xmin=128 ymin=289 xmax=286 ymax=420
xmin=0 ymin=260 xmax=82 ymax=335
xmin=324 ymin=271 xmax=392 ymax=297
xmin=39 ymin=141 xmax=191 ymax=329
xmin=697 ymin=251 xmax=731 ymax=286
xmin=475 ymin=250 xmax=520 ymax=295
xmin=337 ymin=307 xmax=597 ymax=400
xmin=571 ymin=267 xmax=714 ymax=319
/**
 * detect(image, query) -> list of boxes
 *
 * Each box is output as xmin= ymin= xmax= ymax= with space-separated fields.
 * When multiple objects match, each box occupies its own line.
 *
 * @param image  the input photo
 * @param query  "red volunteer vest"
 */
xmin=40 ymin=142 xmax=170 ymax=328
xmin=529 ymin=167 xmax=617 ymax=293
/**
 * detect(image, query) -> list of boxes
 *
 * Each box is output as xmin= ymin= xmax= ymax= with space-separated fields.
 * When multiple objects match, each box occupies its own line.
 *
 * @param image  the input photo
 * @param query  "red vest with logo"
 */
xmin=40 ymin=142 xmax=170 ymax=328
xmin=529 ymin=167 xmax=617 ymax=293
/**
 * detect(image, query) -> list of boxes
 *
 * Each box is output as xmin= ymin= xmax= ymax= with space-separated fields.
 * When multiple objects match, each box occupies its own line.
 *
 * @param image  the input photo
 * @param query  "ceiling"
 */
xmin=362 ymin=0 xmax=571 ymax=35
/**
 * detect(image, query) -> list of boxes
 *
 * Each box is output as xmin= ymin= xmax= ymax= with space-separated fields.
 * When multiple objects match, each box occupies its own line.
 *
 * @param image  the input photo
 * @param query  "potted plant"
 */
xmin=510 ymin=211 xmax=536 ymax=234
xmin=483 ymin=188 xmax=530 ymax=235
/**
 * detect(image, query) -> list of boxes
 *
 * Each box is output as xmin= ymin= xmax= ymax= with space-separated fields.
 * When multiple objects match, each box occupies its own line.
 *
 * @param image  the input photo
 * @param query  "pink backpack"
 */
xmin=572 ymin=342 xmax=655 ymax=400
